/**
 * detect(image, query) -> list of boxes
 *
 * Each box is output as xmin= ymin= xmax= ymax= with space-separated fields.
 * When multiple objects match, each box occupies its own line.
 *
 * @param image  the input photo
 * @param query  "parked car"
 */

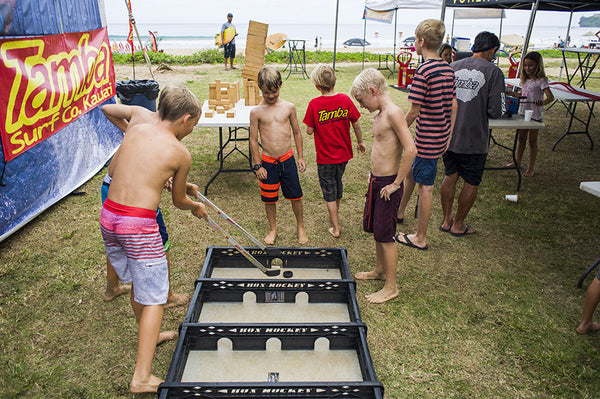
xmin=343 ymin=38 xmax=370 ymax=47
xmin=402 ymin=36 xmax=415 ymax=46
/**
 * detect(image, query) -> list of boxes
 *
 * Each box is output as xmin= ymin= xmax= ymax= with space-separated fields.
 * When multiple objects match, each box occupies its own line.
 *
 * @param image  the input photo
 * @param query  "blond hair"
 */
xmin=257 ymin=66 xmax=282 ymax=92
xmin=158 ymin=86 xmax=201 ymax=121
xmin=311 ymin=64 xmax=337 ymax=91
xmin=415 ymin=19 xmax=445 ymax=52
xmin=350 ymin=68 xmax=387 ymax=98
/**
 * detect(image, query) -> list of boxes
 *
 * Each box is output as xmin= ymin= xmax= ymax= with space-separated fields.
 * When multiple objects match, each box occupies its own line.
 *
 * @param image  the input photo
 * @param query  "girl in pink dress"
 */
xmin=510 ymin=51 xmax=554 ymax=176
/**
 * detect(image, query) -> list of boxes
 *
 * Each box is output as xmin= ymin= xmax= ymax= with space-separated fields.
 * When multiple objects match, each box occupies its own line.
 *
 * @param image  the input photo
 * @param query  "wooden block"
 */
xmin=216 ymin=106 xmax=225 ymax=114
xmin=208 ymin=99 xmax=218 ymax=106
xmin=226 ymin=110 xmax=235 ymax=118
xmin=209 ymin=104 xmax=216 ymax=110
xmin=232 ymin=81 xmax=240 ymax=103
xmin=248 ymin=20 xmax=268 ymax=34
xmin=245 ymin=53 xmax=265 ymax=66
xmin=205 ymin=111 xmax=214 ymax=118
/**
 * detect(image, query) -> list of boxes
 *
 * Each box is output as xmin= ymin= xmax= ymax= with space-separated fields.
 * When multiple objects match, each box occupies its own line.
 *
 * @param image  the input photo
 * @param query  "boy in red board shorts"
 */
xmin=303 ymin=64 xmax=366 ymax=237
xmin=351 ymin=69 xmax=417 ymax=304
xmin=250 ymin=66 xmax=308 ymax=245
xmin=100 ymin=86 xmax=207 ymax=393
xmin=395 ymin=19 xmax=457 ymax=250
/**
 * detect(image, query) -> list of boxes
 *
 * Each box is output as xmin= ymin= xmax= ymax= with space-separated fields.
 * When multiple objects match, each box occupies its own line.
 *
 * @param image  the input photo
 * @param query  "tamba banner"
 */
xmin=0 ymin=27 xmax=115 ymax=161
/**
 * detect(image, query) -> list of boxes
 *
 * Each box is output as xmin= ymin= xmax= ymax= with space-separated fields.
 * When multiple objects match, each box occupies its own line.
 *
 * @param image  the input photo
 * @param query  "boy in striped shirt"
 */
xmin=395 ymin=19 xmax=457 ymax=250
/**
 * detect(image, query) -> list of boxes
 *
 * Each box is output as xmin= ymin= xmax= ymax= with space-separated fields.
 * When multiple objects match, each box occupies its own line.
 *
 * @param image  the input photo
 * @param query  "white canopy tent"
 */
xmin=336 ymin=0 xmax=442 ymax=70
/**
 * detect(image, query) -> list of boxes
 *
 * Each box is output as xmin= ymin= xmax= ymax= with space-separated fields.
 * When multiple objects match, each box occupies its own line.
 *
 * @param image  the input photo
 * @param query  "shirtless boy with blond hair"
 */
xmin=250 ymin=66 xmax=308 ymax=245
xmin=101 ymin=99 xmax=196 ymax=309
xmin=351 ymin=69 xmax=417 ymax=304
xmin=100 ymin=86 xmax=207 ymax=394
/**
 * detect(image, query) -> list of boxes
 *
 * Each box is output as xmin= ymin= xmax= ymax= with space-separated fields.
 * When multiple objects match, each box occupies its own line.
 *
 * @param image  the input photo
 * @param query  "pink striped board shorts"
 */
xmin=100 ymin=198 xmax=169 ymax=305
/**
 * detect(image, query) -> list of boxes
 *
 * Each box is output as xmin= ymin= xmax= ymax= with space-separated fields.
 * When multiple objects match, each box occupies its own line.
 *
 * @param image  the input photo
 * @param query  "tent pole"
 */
xmin=498 ymin=12 xmax=503 ymax=66
xmin=440 ymin=0 xmax=446 ymax=21
xmin=333 ymin=0 xmax=339 ymax=70
xmin=363 ymin=17 xmax=367 ymax=70
xmin=393 ymin=8 xmax=397 ymax=76
xmin=559 ymin=11 xmax=573 ymax=82
xmin=519 ymin=0 xmax=540 ymax=77
xmin=451 ymin=9 xmax=455 ymax=45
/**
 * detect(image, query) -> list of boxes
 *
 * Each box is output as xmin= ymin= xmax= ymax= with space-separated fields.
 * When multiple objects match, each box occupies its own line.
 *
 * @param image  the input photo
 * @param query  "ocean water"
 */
xmin=107 ymin=21 xmax=597 ymax=52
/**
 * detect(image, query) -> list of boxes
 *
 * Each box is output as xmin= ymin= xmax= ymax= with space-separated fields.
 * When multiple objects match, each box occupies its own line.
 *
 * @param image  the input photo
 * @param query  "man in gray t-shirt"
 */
xmin=439 ymin=31 xmax=506 ymax=237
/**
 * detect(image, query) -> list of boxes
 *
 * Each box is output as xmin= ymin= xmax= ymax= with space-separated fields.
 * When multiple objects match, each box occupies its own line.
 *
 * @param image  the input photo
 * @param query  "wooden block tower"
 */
xmin=242 ymin=20 xmax=268 ymax=106
xmin=205 ymin=80 xmax=241 ymax=118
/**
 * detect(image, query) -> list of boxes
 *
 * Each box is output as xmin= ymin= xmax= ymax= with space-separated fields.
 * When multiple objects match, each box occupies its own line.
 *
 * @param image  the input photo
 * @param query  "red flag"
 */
xmin=126 ymin=0 xmax=134 ymax=55
xmin=148 ymin=30 xmax=158 ymax=52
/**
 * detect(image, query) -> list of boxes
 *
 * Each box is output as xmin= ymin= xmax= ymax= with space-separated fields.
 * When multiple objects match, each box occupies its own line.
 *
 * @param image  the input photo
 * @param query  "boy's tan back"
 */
xmin=107 ymin=123 xmax=190 ymax=211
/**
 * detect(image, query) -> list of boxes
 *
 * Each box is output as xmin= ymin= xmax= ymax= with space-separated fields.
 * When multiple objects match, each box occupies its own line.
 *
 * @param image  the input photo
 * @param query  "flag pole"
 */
xmin=124 ymin=0 xmax=155 ymax=80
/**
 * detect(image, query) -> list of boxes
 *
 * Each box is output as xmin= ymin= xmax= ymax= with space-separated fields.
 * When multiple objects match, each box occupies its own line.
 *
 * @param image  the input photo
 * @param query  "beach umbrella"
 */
xmin=501 ymin=34 xmax=525 ymax=48
xmin=583 ymin=31 xmax=596 ymax=36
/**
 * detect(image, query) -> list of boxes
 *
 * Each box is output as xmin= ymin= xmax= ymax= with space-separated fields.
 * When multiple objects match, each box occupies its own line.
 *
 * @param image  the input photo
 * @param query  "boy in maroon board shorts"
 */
xmin=395 ymin=19 xmax=457 ymax=250
xmin=351 ymin=69 xmax=417 ymax=304
xmin=303 ymin=64 xmax=366 ymax=237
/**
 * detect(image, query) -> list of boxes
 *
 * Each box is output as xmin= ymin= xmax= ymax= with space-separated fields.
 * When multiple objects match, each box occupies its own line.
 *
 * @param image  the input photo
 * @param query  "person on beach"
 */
xmin=100 ymin=86 xmax=207 ymax=394
xmin=577 ymin=272 xmax=600 ymax=334
xmin=221 ymin=12 xmax=238 ymax=70
xmin=439 ymin=32 xmax=506 ymax=237
xmin=395 ymin=19 xmax=457 ymax=251
xmin=250 ymin=66 xmax=308 ymax=245
xmin=505 ymin=51 xmax=553 ymax=177
xmin=101 ymin=101 xmax=198 ymax=309
xmin=350 ymin=68 xmax=417 ymax=304
xmin=303 ymin=64 xmax=366 ymax=238
xmin=438 ymin=43 xmax=454 ymax=64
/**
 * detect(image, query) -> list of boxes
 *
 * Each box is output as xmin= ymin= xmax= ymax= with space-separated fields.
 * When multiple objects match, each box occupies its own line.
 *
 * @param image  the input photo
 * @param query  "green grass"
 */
xmin=1 ymin=60 xmax=600 ymax=398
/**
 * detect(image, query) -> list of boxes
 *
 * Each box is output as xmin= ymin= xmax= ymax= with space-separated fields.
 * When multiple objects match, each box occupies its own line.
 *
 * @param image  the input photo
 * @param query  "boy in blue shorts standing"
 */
xmin=303 ymin=64 xmax=366 ymax=237
xmin=250 ymin=66 xmax=308 ymax=245
xmin=395 ymin=19 xmax=457 ymax=250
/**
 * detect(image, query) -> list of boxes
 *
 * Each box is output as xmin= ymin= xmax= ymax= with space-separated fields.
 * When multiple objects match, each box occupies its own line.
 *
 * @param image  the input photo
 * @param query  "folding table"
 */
xmin=197 ymin=99 xmax=256 ymax=195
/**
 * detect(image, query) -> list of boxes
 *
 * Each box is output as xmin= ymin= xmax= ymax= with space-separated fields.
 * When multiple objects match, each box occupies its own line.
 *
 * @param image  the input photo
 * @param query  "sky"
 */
xmin=101 ymin=0 xmax=597 ymax=28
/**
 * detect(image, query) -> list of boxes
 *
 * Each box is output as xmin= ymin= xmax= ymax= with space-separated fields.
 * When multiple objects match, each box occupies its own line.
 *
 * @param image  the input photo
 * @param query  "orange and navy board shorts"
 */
xmin=259 ymin=149 xmax=303 ymax=203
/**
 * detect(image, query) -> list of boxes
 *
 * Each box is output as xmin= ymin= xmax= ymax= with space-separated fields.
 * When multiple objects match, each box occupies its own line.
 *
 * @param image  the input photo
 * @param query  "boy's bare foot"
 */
xmin=576 ymin=321 xmax=600 ymax=334
xmin=157 ymin=330 xmax=179 ymax=346
xmin=164 ymin=293 xmax=190 ymax=309
xmin=365 ymin=288 xmax=398 ymax=304
xmin=328 ymin=227 xmax=340 ymax=238
xmin=298 ymin=229 xmax=308 ymax=245
xmin=524 ymin=169 xmax=534 ymax=177
xmin=102 ymin=285 xmax=131 ymax=301
xmin=354 ymin=271 xmax=385 ymax=281
xmin=264 ymin=231 xmax=277 ymax=245
xmin=130 ymin=374 xmax=164 ymax=394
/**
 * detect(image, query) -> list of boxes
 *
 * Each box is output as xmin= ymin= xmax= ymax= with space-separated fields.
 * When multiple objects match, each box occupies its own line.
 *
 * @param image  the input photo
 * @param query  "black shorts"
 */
xmin=223 ymin=42 xmax=235 ymax=59
xmin=317 ymin=162 xmax=347 ymax=202
xmin=442 ymin=151 xmax=487 ymax=186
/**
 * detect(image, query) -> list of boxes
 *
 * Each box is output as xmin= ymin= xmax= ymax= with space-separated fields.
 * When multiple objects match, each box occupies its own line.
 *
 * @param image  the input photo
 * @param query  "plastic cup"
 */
xmin=524 ymin=110 xmax=533 ymax=122
xmin=505 ymin=194 xmax=518 ymax=202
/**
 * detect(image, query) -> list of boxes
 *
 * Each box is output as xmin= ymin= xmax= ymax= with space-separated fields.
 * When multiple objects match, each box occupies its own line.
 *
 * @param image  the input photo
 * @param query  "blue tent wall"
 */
xmin=0 ymin=0 xmax=123 ymax=241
